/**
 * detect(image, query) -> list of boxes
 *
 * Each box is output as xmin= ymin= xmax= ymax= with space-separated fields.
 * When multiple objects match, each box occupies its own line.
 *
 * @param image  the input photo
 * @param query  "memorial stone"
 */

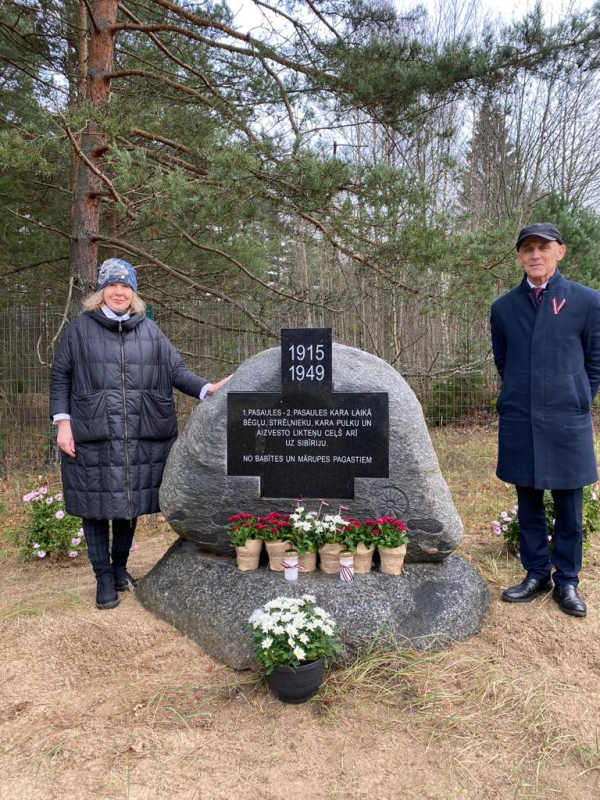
xmin=137 ymin=329 xmax=490 ymax=666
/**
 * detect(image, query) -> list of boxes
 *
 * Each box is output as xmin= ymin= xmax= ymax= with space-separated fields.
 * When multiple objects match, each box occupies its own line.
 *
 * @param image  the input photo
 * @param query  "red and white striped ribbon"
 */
xmin=552 ymin=298 xmax=566 ymax=315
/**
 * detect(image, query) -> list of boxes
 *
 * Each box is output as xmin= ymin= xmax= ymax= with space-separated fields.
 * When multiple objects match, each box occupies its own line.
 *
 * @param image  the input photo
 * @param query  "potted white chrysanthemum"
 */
xmin=287 ymin=505 xmax=320 ymax=572
xmin=317 ymin=513 xmax=350 ymax=574
xmin=248 ymin=594 xmax=342 ymax=704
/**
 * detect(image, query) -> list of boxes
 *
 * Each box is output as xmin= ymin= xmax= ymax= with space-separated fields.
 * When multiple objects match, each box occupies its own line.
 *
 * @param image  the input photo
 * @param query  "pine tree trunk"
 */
xmin=69 ymin=0 xmax=117 ymax=308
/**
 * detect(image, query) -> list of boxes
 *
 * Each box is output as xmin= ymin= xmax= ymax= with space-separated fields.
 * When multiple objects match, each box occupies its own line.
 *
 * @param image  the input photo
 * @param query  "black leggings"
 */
xmin=82 ymin=518 xmax=138 ymax=566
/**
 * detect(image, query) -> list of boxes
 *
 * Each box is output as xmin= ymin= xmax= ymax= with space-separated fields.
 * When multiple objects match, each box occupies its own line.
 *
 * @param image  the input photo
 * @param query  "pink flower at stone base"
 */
xmin=33 ymin=543 xmax=40 ymax=549
xmin=71 ymin=537 xmax=81 ymax=546
xmin=55 ymin=493 xmax=62 ymax=502
xmin=491 ymin=521 xmax=500 ymax=527
xmin=38 ymin=550 xmax=46 ymax=558
xmin=492 ymin=526 xmax=501 ymax=536
xmin=46 ymin=497 xmax=53 ymax=505
xmin=592 ymin=492 xmax=598 ymax=501
xmin=68 ymin=551 xmax=78 ymax=558
xmin=55 ymin=510 xmax=65 ymax=520
xmin=39 ymin=487 xmax=48 ymax=495
xmin=130 ymin=544 xmax=140 ymax=551
xmin=502 ymin=525 xmax=508 ymax=531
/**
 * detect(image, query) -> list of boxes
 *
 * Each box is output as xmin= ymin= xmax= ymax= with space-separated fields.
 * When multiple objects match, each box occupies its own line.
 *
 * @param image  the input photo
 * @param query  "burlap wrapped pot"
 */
xmin=234 ymin=538 xmax=263 ymax=571
xmin=377 ymin=544 xmax=407 ymax=575
xmin=298 ymin=552 xmax=317 ymax=573
xmin=353 ymin=542 xmax=375 ymax=574
xmin=265 ymin=540 xmax=293 ymax=571
xmin=318 ymin=542 xmax=344 ymax=574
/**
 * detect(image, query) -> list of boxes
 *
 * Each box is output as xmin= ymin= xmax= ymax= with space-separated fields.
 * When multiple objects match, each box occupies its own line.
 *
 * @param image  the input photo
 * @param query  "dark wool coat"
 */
xmin=491 ymin=269 xmax=600 ymax=489
xmin=49 ymin=311 xmax=208 ymax=520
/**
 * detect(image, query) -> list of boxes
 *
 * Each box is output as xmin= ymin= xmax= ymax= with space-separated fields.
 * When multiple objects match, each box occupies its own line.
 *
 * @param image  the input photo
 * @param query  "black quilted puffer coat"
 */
xmin=49 ymin=311 xmax=208 ymax=520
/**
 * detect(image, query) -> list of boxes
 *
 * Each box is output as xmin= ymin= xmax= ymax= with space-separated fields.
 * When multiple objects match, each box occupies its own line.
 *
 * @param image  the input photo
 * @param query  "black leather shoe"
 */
xmin=502 ymin=576 xmax=553 ymax=603
xmin=113 ymin=564 xmax=138 ymax=592
xmin=552 ymin=584 xmax=587 ymax=617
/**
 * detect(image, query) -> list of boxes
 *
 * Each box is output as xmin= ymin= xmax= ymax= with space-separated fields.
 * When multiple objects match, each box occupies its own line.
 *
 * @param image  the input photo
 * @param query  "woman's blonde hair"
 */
xmin=82 ymin=289 xmax=146 ymax=314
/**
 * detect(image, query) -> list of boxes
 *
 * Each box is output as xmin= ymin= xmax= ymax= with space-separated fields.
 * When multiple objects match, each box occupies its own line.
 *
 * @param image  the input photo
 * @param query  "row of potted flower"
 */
xmin=225 ymin=504 xmax=409 ymax=576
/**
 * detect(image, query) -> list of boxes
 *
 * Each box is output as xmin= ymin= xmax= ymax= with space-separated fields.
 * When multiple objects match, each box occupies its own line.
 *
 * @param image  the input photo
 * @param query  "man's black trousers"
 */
xmin=516 ymin=486 xmax=583 ymax=586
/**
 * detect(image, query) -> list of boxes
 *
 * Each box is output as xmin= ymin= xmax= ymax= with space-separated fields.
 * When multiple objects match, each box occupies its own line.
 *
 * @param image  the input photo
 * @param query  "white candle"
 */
xmin=340 ymin=550 xmax=354 ymax=582
xmin=283 ymin=549 xmax=299 ymax=581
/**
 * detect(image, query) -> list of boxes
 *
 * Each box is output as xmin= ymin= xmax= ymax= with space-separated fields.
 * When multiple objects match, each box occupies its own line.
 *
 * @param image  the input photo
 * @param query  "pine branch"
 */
xmin=90 ymin=233 xmax=279 ymax=338
xmin=178 ymin=227 xmax=342 ymax=313
xmin=118 ymin=2 xmax=257 ymax=141
xmin=116 ymin=137 xmax=210 ymax=178
xmin=3 ymin=206 xmax=72 ymax=240
xmin=59 ymin=113 xmax=133 ymax=218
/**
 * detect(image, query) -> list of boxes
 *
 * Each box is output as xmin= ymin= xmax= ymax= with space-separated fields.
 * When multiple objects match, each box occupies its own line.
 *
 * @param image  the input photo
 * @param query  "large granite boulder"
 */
xmin=137 ymin=338 xmax=490 ymax=667
xmin=137 ymin=541 xmax=490 ymax=669
xmin=160 ymin=343 xmax=463 ymax=563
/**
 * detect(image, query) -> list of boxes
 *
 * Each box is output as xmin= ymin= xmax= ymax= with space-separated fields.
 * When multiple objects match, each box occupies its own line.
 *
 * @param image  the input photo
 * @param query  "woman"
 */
xmin=50 ymin=258 xmax=231 ymax=610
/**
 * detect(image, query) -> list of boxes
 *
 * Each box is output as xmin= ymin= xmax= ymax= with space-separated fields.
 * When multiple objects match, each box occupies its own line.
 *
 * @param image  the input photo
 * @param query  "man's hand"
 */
xmin=56 ymin=419 xmax=76 ymax=457
xmin=206 ymin=374 xmax=233 ymax=396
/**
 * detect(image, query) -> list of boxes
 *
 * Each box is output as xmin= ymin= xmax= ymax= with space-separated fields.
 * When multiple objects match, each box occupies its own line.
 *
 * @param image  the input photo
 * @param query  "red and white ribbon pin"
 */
xmin=552 ymin=298 xmax=566 ymax=315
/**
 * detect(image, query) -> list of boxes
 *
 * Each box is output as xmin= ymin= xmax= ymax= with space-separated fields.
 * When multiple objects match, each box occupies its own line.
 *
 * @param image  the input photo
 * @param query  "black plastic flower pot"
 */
xmin=265 ymin=657 xmax=325 ymax=704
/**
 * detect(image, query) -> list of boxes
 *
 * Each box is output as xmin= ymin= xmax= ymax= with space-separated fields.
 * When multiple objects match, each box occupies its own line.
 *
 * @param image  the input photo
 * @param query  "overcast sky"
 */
xmin=229 ymin=0 xmax=597 ymax=30
xmin=412 ymin=0 xmax=596 ymax=23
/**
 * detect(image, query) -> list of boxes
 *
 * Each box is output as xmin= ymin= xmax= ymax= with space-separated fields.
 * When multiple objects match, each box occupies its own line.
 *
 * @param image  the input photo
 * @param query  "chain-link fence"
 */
xmin=1 ymin=302 xmax=500 ymax=519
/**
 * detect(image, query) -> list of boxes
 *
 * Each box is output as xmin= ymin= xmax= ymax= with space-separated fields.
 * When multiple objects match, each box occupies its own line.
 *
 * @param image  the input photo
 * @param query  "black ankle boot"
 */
xmin=113 ymin=563 xmax=137 ymax=592
xmin=93 ymin=560 xmax=120 ymax=610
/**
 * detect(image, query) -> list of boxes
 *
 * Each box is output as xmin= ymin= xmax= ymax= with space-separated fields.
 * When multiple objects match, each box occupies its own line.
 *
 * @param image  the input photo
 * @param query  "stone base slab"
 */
xmin=136 ymin=540 xmax=490 ymax=669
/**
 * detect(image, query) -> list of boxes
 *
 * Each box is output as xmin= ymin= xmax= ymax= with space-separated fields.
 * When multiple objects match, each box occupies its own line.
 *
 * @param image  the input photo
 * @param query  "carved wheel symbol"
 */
xmin=380 ymin=486 xmax=409 ymax=518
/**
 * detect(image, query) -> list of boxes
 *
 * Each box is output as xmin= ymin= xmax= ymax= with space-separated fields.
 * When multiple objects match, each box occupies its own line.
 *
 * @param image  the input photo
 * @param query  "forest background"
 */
xmin=4 ymin=0 xmax=600 ymax=471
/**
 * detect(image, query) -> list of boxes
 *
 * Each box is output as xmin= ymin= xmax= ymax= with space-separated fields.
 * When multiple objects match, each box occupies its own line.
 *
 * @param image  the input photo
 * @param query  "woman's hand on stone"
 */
xmin=56 ymin=419 xmax=76 ymax=457
xmin=206 ymin=374 xmax=233 ymax=396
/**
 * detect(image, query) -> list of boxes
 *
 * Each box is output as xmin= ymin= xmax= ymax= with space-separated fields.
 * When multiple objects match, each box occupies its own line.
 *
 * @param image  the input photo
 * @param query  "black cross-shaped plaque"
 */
xmin=227 ymin=328 xmax=389 ymax=498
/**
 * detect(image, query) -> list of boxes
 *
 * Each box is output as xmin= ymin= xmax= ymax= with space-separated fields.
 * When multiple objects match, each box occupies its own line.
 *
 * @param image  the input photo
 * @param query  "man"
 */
xmin=490 ymin=222 xmax=600 ymax=617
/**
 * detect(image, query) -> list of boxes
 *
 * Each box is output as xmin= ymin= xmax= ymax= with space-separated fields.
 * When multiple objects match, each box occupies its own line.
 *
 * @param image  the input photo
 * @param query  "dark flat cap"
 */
xmin=516 ymin=222 xmax=564 ymax=250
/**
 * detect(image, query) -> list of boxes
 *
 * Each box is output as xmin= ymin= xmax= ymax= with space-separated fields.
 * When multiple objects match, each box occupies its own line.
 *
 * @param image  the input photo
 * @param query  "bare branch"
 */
xmin=131 ymin=128 xmax=191 ymax=153
xmin=297 ymin=210 xmax=419 ymax=294
xmin=115 ymin=7 xmax=341 ymax=84
xmin=108 ymin=69 xmax=213 ymax=105
xmin=90 ymin=234 xmax=279 ymax=338
xmin=0 ymin=256 xmax=69 ymax=277
xmin=58 ymin=113 xmax=133 ymax=217
xmin=303 ymin=0 xmax=344 ymax=44
xmin=144 ymin=292 xmax=264 ymax=337
xmin=258 ymin=57 xmax=300 ymax=139
xmin=117 ymin=137 xmax=210 ymax=177
xmin=118 ymin=2 xmax=257 ymax=141
xmin=3 ymin=207 xmax=72 ymax=240
xmin=37 ymin=277 xmax=75 ymax=367
xmin=81 ymin=0 xmax=100 ymax=34
xmin=178 ymin=227 xmax=342 ymax=313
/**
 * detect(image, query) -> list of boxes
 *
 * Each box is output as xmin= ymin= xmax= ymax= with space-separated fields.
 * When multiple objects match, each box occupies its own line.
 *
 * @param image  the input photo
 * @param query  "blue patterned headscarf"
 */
xmin=97 ymin=258 xmax=138 ymax=292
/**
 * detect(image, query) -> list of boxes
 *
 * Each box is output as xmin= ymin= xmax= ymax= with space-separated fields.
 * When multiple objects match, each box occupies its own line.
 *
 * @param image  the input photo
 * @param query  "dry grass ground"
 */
xmin=2 ymin=429 xmax=600 ymax=800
